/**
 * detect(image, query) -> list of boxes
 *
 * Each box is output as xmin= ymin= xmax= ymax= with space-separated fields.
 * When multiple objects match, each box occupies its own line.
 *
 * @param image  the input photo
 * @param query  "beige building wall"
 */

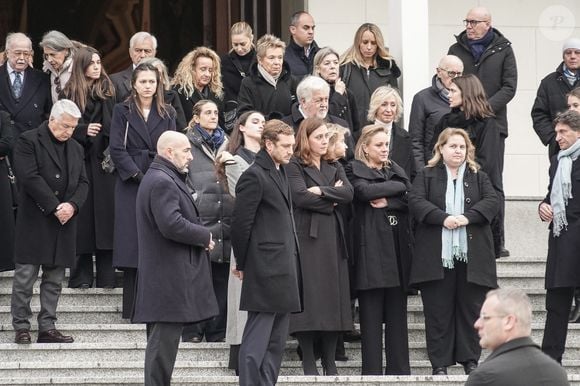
xmin=307 ymin=0 xmax=580 ymax=197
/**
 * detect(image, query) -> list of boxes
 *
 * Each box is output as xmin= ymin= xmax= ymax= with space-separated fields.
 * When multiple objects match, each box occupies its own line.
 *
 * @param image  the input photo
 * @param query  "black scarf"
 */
xmin=467 ymin=29 xmax=494 ymax=62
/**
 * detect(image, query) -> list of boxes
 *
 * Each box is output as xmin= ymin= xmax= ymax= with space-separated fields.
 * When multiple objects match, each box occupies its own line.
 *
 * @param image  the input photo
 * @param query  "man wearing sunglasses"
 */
xmin=448 ymin=6 xmax=517 ymax=259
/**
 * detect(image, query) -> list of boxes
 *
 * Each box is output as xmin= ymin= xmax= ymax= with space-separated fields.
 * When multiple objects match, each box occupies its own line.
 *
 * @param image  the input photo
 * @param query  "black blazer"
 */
xmin=231 ymin=149 xmax=302 ymax=313
xmin=110 ymin=66 xmax=133 ymax=103
xmin=12 ymin=122 xmax=88 ymax=267
xmin=0 ymin=65 xmax=52 ymax=135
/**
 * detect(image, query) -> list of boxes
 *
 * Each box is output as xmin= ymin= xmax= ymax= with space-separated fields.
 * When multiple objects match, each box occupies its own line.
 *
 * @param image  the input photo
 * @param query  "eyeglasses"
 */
xmin=10 ymin=50 xmax=32 ymax=58
xmin=438 ymin=68 xmax=462 ymax=78
xmin=463 ymin=19 xmax=488 ymax=28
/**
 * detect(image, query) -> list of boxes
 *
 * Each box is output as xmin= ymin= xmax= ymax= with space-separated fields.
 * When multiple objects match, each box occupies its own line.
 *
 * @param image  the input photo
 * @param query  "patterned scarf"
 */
xmin=551 ymin=139 xmax=580 ymax=236
xmin=441 ymin=162 xmax=468 ymax=268
xmin=194 ymin=124 xmax=226 ymax=153
xmin=563 ymin=64 xmax=580 ymax=87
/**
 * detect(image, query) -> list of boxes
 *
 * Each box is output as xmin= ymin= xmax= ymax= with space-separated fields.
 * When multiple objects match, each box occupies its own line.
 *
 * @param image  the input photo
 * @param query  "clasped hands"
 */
xmin=54 ymin=202 xmax=75 ymax=225
xmin=443 ymin=215 xmax=469 ymax=230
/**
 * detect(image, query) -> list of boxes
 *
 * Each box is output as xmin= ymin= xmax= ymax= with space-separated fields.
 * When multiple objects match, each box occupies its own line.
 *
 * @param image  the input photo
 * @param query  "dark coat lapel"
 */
xmin=15 ymin=67 xmax=41 ymax=113
xmin=38 ymin=123 xmax=62 ymax=170
xmin=0 ymin=65 xmax=16 ymax=111
xmin=255 ymin=150 xmax=290 ymax=206
xmin=126 ymin=107 xmax=154 ymax=149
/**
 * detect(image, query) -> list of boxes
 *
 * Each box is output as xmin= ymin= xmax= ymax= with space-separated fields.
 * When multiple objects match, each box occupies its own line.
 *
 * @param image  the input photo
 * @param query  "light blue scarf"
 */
xmin=551 ymin=139 xmax=580 ymax=237
xmin=441 ymin=162 xmax=468 ymax=269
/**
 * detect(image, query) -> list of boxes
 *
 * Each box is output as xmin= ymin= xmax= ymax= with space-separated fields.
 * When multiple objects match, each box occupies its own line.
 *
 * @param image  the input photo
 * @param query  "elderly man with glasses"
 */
xmin=448 ymin=6 xmax=517 ymax=258
xmin=0 ymin=32 xmax=52 ymax=136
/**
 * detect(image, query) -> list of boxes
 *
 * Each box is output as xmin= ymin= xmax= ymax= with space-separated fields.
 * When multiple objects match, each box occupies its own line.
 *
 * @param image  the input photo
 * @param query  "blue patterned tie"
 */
xmin=12 ymin=72 xmax=22 ymax=99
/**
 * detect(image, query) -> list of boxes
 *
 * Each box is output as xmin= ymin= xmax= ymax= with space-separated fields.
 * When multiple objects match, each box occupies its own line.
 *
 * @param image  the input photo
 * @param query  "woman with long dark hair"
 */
xmin=60 ymin=46 xmax=116 ymax=288
xmin=110 ymin=62 xmax=176 ymax=318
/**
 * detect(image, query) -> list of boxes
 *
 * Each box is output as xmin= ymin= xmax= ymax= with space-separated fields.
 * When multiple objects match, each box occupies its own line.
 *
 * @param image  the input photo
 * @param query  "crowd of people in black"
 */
xmin=0 ymin=5 xmax=579 ymax=386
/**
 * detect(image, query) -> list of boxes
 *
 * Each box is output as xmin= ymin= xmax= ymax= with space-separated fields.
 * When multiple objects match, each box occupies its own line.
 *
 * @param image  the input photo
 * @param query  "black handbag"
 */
xmin=102 ymin=122 xmax=128 ymax=173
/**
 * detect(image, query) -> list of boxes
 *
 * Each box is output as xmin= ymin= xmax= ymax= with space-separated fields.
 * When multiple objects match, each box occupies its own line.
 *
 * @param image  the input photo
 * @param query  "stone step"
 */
xmin=0 ymin=306 xmax=127 ymax=325
xmin=0 ymin=288 xmax=122 ymax=307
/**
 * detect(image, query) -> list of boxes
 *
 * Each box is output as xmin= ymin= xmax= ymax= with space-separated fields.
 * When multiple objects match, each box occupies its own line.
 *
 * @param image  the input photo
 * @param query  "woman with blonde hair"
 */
xmin=172 ymin=46 xmax=225 ymax=129
xmin=409 ymin=127 xmax=498 ymax=375
xmin=345 ymin=124 xmax=412 ymax=375
xmin=339 ymin=23 xmax=401 ymax=128
xmin=237 ymin=34 xmax=298 ymax=119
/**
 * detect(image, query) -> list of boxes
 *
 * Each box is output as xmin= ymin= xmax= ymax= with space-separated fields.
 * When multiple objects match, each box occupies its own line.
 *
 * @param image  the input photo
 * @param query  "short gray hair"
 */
xmin=50 ymin=99 xmax=82 ymax=120
xmin=39 ymin=30 xmax=74 ymax=52
xmin=297 ymin=75 xmax=329 ymax=103
xmin=554 ymin=109 xmax=580 ymax=132
xmin=130 ymin=31 xmax=157 ymax=50
xmin=5 ymin=32 xmax=32 ymax=51
xmin=486 ymin=288 xmax=532 ymax=333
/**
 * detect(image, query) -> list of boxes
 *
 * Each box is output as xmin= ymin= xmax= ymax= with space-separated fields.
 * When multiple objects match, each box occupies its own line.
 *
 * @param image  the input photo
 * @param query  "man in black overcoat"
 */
xmin=539 ymin=110 xmax=580 ymax=363
xmin=0 ymin=33 xmax=52 ymax=136
xmin=466 ymin=288 xmax=568 ymax=386
xmin=110 ymin=31 xmax=157 ymax=103
xmin=231 ymin=120 xmax=302 ymax=386
xmin=133 ymin=131 xmax=218 ymax=386
xmin=10 ymin=99 xmax=87 ymax=344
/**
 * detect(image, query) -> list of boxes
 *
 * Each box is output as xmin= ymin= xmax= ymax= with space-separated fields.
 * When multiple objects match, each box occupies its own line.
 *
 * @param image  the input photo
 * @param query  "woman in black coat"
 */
xmin=287 ymin=118 xmax=353 ymax=376
xmin=221 ymin=22 xmax=256 ymax=121
xmin=339 ymin=23 xmax=401 ymax=130
xmin=430 ymin=74 xmax=504 ymax=257
xmin=172 ymin=47 xmax=225 ymax=130
xmin=409 ymin=128 xmax=498 ymax=376
xmin=237 ymin=34 xmax=298 ymax=120
xmin=60 ymin=46 xmax=116 ymax=288
xmin=345 ymin=124 xmax=412 ymax=375
xmin=367 ymin=86 xmax=414 ymax=180
xmin=110 ymin=62 xmax=176 ymax=318
xmin=0 ymin=110 xmax=15 ymax=272
xmin=312 ymin=47 xmax=360 ymax=138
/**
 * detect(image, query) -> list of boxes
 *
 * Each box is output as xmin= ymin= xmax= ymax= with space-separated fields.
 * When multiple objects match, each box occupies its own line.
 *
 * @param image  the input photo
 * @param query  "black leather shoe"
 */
xmin=15 ymin=329 xmax=31 ymax=344
xmin=335 ymin=353 xmax=349 ymax=361
xmin=37 ymin=329 xmax=74 ymax=343
xmin=462 ymin=360 xmax=478 ymax=375
xmin=343 ymin=329 xmax=361 ymax=342
xmin=432 ymin=366 xmax=447 ymax=375
xmin=499 ymin=247 xmax=510 ymax=258
xmin=188 ymin=336 xmax=202 ymax=343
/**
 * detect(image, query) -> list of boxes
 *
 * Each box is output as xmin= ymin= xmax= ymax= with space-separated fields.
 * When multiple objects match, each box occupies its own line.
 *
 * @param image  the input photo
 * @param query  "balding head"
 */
xmin=157 ymin=131 xmax=193 ymax=173
xmin=436 ymin=55 xmax=464 ymax=88
xmin=465 ymin=7 xmax=492 ymax=40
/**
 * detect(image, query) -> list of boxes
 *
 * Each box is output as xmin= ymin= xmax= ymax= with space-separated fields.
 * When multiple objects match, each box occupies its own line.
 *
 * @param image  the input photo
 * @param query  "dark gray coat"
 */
xmin=287 ymin=157 xmax=353 ymax=333
xmin=544 ymin=156 xmax=580 ymax=289
xmin=0 ymin=111 xmax=15 ymax=271
xmin=231 ymin=149 xmax=302 ymax=313
xmin=465 ymin=337 xmax=569 ymax=386
xmin=408 ymin=75 xmax=451 ymax=171
xmin=110 ymin=66 xmax=132 ymax=103
xmin=284 ymin=38 xmax=319 ymax=78
xmin=186 ymin=128 xmax=233 ymax=264
xmin=531 ymin=62 xmax=579 ymax=158
xmin=0 ymin=65 xmax=52 ymax=135
xmin=408 ymin=164 xmax=498 ymax=288
xmin=345 ymin=159 xmax=412 ymax=291
xmin=133 ymin=156 xmax=218 ymax=323
xmin=109 ymin=101 xmax=176 ymax=268
xmin=448 ymin=28 xmax=517 ymax=137
xmin=13 ymin=122 xmax=88 ymax=267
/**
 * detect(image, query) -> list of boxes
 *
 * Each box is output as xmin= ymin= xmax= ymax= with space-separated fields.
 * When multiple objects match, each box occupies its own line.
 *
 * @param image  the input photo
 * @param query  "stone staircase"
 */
xmin=1 ymin=199 xmax=579 ymax=385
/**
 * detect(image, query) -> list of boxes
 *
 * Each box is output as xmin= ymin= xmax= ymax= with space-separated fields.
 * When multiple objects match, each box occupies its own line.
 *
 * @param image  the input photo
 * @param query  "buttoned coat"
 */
xmin=133 ymin=156 xmax=218 ymax=323
xmin=69 ymin=94 xmax=116 ymax=252
xmin=531 ymin=62 xmax=579 ymax=158
xmin=12 ymin=122 xmax=88 ymax=267
xmin=0 ymin=65 xmax=52 ymax=135
xmin=231 ymin=149 xmax=302 ymax=313
xmin=408 ymin=164 xmax=498 ymax=288
xmin=345 ymin=159 xmax=412 ymax=291
xmin=465 ymin=337 xmax=569 ymax=386
xmin=448 ymin=28 xmax=517 ymax=137
xmin=543 ymin=156 xmax=580 ymax=288
xmin=287 ymin=157 xmax=353 ymax=333
xmin=109 ymin=101 xmax=176 ymax=268
xmin=0 ymin=110 xmax=15 ymax=271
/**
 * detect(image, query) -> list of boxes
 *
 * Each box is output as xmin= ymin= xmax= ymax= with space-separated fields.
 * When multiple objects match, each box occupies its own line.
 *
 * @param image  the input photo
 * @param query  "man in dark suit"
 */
xmin=110 ymin=31 xmax=157 ymax=103
xmin=466 ymin=288 xmax=568 ymax=385
xmin=133 ymin=131 xmax=218 ymax=386
xmin=10 ymin=99 xmax=88 ymax=344
xmin=539 ymin=110 xmax=580 ymax=364
xmin=231 ymin=120 xmax=302 ymax=386
xmin=0 ymin=32 xmax=52 ymax=136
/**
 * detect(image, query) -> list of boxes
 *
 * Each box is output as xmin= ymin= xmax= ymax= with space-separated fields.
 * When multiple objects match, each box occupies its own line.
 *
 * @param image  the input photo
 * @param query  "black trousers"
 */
xmin=495 ymin=134 xmax=507 ymax=250
xmin=144 ymin=322 xmax=183 ymax=386
xmin=359 ymin=286 xmax=410 ymax=375
xmin=69 ymin=250 xmax=116 ymax=288
xmin=542 ymin=287 xmax=575 ymax=363
xmin=419 ymin=261 xmax=488 ymax=368
xmin=122 ymin=268 xmax=137 ymax=319
xmin=182 ymin=262 xmax=229 ymax=341
xmin=238 ymin=311 xmax=289 ymax=386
